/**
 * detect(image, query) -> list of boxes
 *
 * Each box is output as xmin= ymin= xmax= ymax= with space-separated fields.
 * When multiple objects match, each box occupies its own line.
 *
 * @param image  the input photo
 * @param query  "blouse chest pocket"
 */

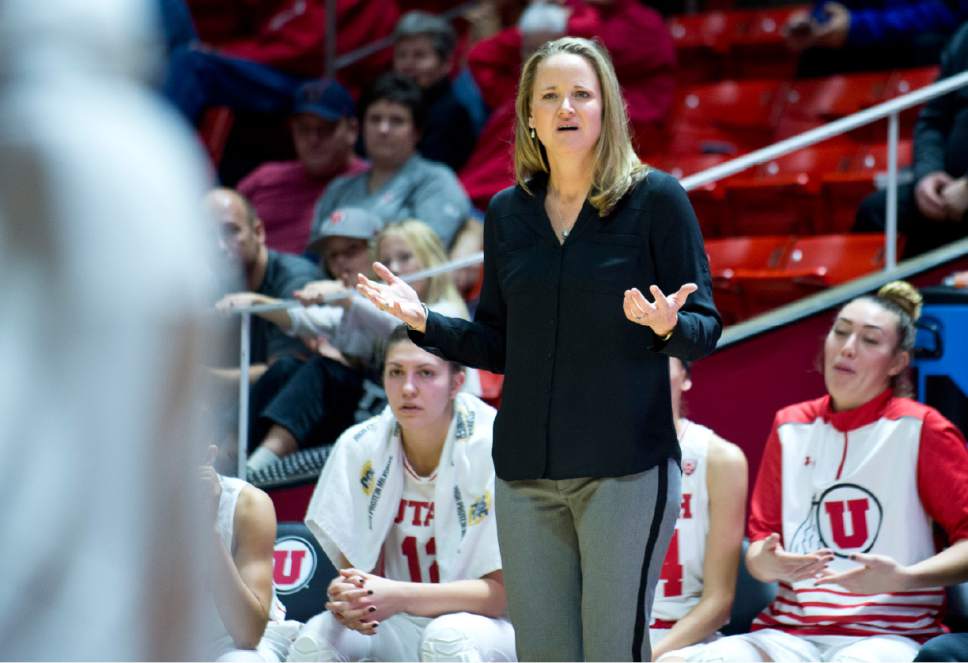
xmin=568 ymin=233 xmax=643 ymax=294
xmin=497 ymin=240 xmax=549 ymax=295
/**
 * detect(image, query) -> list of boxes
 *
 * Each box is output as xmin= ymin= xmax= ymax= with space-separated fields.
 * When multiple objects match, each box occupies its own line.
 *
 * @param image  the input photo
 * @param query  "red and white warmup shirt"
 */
xmin=652 ymin=419 xmax=713 ymax=626
xmin=748 ymin=389 xmax=968 ymax=641
xmin=383 ymin=457 xmax=440 ymax=584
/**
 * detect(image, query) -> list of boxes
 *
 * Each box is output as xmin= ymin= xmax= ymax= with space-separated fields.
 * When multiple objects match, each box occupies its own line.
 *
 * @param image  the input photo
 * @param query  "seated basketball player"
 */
xmin=650 ymin=358 xmax=748 ymax=661
xmin=287 ymin=326 xmax=516 ymax=662
xmin=663 ymin=282 xmax=968 ymax=662
xmin=201 ymin=443 xmax=294 ymax=661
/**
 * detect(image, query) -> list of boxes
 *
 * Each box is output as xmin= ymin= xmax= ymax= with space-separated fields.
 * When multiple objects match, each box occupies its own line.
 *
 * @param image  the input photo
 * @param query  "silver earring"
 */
xmin=530 ymin=127 xmax=536 ymax=140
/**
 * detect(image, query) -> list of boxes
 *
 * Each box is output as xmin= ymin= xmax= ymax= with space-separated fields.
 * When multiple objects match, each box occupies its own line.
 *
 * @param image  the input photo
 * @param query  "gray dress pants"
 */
xmin=495 ymin=459 xmax=680 ymax=662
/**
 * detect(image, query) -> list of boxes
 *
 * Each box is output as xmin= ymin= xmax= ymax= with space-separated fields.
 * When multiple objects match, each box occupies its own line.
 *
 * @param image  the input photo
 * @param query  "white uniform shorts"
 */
xmin=291 ymin=610 xmax=516 ymax=662
xmin=661 ymin=628 xmax=921 ymax=662
xmin=649 ymin=627 xmax=721 ymax=660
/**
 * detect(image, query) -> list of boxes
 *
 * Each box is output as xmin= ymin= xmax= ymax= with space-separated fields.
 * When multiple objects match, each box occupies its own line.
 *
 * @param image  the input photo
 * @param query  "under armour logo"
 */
xmin=804 ymin=456 xmax=815 ymax=466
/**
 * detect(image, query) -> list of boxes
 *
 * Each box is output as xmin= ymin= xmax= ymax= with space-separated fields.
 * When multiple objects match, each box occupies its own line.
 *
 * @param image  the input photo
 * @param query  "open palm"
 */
xmin=356 ymin=262 xmax=428 ymax=331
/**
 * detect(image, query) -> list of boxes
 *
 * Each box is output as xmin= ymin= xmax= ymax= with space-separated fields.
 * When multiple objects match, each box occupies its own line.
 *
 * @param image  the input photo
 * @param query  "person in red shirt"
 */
xmin=237 ymin=80 xmax=368 ymax=254
xmin=460 ymin=0 xmax=676 ymax=210
xmin=163 ymin=0 xmax=400 ymax=123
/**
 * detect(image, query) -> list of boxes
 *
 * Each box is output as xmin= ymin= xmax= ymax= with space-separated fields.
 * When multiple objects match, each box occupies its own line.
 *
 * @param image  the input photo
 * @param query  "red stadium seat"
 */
xmin=648 ymin=153 xmax=732 ymax=237
xmin=666 ymin=11 xmax=733 ymax=84
xmin=818 ymin=140 xmax=913 ymax=233
xmin=723 ymin=174 xmax=818 ymax=236
xmin=665 ymin=79 xmax=789 ymax=156
xmin=728 ymin=6 xmax=804 ymax=79
xmin=720 ymin=144 xmax=859 ymax=236
xmin=777 ymin=72 xmax=892 ymax=142
xmin=704 ymin=235 xmax=794 ymax=323
xmin=734 ymin=233 xmax=900 ymax=315
xmin=689 ymin=182 xmax=729 ymax=238
xmin=705 ymin=235 xmax=793 ymax=276
xmin=884 ymin=66 xmax=939 ymax=100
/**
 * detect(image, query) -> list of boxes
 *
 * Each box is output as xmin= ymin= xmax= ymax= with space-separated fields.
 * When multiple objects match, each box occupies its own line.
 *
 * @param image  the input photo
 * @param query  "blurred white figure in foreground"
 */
xmin=0 ymin=0 xmax=218 ymax=658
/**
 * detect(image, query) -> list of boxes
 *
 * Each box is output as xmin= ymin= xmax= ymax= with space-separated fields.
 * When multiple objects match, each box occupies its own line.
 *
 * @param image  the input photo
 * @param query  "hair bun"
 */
xmin=877 ymin=280 xmax=923 ymax=321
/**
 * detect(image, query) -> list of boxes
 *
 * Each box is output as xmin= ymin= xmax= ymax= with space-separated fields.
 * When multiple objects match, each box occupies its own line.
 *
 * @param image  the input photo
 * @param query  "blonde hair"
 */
xmin=513 ymin=36 xmax=647 ymax=216
xmin=377 ymin=220 xmax=469 ymax=318
xmin=876 ymin=281 xmax=923 ymax=325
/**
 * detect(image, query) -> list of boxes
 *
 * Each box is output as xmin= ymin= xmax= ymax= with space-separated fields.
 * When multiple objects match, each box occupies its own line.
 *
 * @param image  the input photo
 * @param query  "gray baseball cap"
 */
xmin=307 ymin=207 xmax=383 ymax=253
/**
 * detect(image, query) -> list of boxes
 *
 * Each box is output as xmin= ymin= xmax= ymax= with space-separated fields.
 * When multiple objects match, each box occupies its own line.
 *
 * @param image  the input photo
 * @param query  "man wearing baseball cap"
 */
xmin=238 ymin=79 xmax=368 ymax=255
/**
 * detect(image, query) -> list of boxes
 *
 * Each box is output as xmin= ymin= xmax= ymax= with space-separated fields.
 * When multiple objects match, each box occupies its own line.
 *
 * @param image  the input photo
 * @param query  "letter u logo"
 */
xmin=823 ymin=498 xmax=870 ymax=549
xmin=273 ymin=549 xmax=306 ymax=585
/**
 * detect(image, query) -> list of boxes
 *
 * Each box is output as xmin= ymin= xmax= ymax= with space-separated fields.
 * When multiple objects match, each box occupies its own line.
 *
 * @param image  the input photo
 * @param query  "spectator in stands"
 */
xmin=237 ymin=80 xmax=367 ymax=255
xmin=784 ymin=1 xmax=968 ymax=75
xmin=216 ymin=207 xmax=381 ymax=471
xmin=650 ymin=358 xmax=748 ymax=661
xmin=854 ymin=23 xmax=968 ymax=258
xmin=915 ymin=633 xmax=968 ymax=661
xmin=200 ymin=444 xmax=292 ymax=661
xmin=460 ymin=0 xmax=676 ymax=210
xmin=288 ymin=326 xmax=516 ymax=662
xmin=162 ymin=0 xmax=399 ymax=123
xmin=664 ymin=282 xmax=968 ymax=662
xmin=240 ymin=218 xmax=470 ymax=471
xmin=393 ymin=11 xmax=477 ymax=172
xmin=309 ymin=73 xmax=470 ymax=248
xmin=209 ymin=188 xmax=321 ymax=387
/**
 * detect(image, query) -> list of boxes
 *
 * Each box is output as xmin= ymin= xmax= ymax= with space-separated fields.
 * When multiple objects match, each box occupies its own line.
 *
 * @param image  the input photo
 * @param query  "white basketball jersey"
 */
xmin=753 ymin=396 xmax=946 ymax=639
xmin=382 ymin=458 xmax=440 ymax=583
xmin=207 ymin=476 xmax=286 ymax=659
xmin=652 ymin=419 xmax=712 ymax=624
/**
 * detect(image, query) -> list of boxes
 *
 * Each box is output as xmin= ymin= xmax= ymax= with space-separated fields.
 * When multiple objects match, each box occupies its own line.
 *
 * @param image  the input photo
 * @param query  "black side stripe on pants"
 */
xmin=632 ymin=460 xmax=669 ymax=662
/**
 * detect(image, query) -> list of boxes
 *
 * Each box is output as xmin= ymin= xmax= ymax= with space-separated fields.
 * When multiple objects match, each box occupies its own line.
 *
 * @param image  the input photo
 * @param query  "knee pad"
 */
xmin=419 ymin=624 xmax=481 ymax=663
xmin=286 ymin=633 xmax=344 ymax=663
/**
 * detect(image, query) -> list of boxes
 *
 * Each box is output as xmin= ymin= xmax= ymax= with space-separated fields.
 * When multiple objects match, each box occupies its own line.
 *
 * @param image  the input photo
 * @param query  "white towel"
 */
xmin=305 ymin=393 xmax=501 ymax=583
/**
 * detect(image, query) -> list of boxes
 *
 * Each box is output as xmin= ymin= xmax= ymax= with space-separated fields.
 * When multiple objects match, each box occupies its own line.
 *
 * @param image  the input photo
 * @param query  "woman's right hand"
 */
xmin=356 ymin=262 xmax=429 ymax=333
xmin=748 ymin=533 xmax=834 ymax=584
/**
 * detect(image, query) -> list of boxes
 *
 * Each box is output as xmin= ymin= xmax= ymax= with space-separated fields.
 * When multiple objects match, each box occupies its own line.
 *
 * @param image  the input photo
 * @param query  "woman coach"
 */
xmin=357 ymin=37 xmax=722 ymax=661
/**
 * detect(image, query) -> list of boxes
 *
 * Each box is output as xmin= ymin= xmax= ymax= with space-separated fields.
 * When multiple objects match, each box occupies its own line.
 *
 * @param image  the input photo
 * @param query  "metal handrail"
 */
xmin=681 ymin=68 xmax=968 ymax=271
xmin=719 ymin=236 xmax=968 ymax=349
xmin=679 ymin=69 xmax=968 ymax=191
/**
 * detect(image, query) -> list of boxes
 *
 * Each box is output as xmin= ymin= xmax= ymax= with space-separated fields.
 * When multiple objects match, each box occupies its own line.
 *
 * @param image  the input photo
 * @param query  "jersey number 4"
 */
xmin=401 ymin=536 xmax=440 ymax=583
xmin=659 ymin=529 xmax=683 ymax=597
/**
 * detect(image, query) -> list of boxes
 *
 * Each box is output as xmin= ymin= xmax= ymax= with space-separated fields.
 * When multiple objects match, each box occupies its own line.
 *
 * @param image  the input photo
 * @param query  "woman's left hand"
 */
xmin=623 ymin=283 xmax=697 ymax=338
xmin=333 ymin=569 xmax=406 ymax=626
xmin=814 ymin=552 xmax=911 ymax=594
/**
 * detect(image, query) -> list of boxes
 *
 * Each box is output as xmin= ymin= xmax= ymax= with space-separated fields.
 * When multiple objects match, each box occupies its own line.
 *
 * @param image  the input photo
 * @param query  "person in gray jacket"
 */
xmin=309 ymin=73 xmax=470 ymax=249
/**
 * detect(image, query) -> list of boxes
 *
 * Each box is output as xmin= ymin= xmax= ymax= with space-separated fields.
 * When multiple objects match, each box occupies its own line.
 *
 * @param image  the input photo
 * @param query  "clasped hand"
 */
xmin=326 ymin=568 xmax=402 ymax=636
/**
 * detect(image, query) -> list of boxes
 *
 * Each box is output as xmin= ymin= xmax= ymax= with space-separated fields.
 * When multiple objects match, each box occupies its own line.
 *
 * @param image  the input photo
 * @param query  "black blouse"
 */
xmin=411 ymin=169 xmax=722 ymax=481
